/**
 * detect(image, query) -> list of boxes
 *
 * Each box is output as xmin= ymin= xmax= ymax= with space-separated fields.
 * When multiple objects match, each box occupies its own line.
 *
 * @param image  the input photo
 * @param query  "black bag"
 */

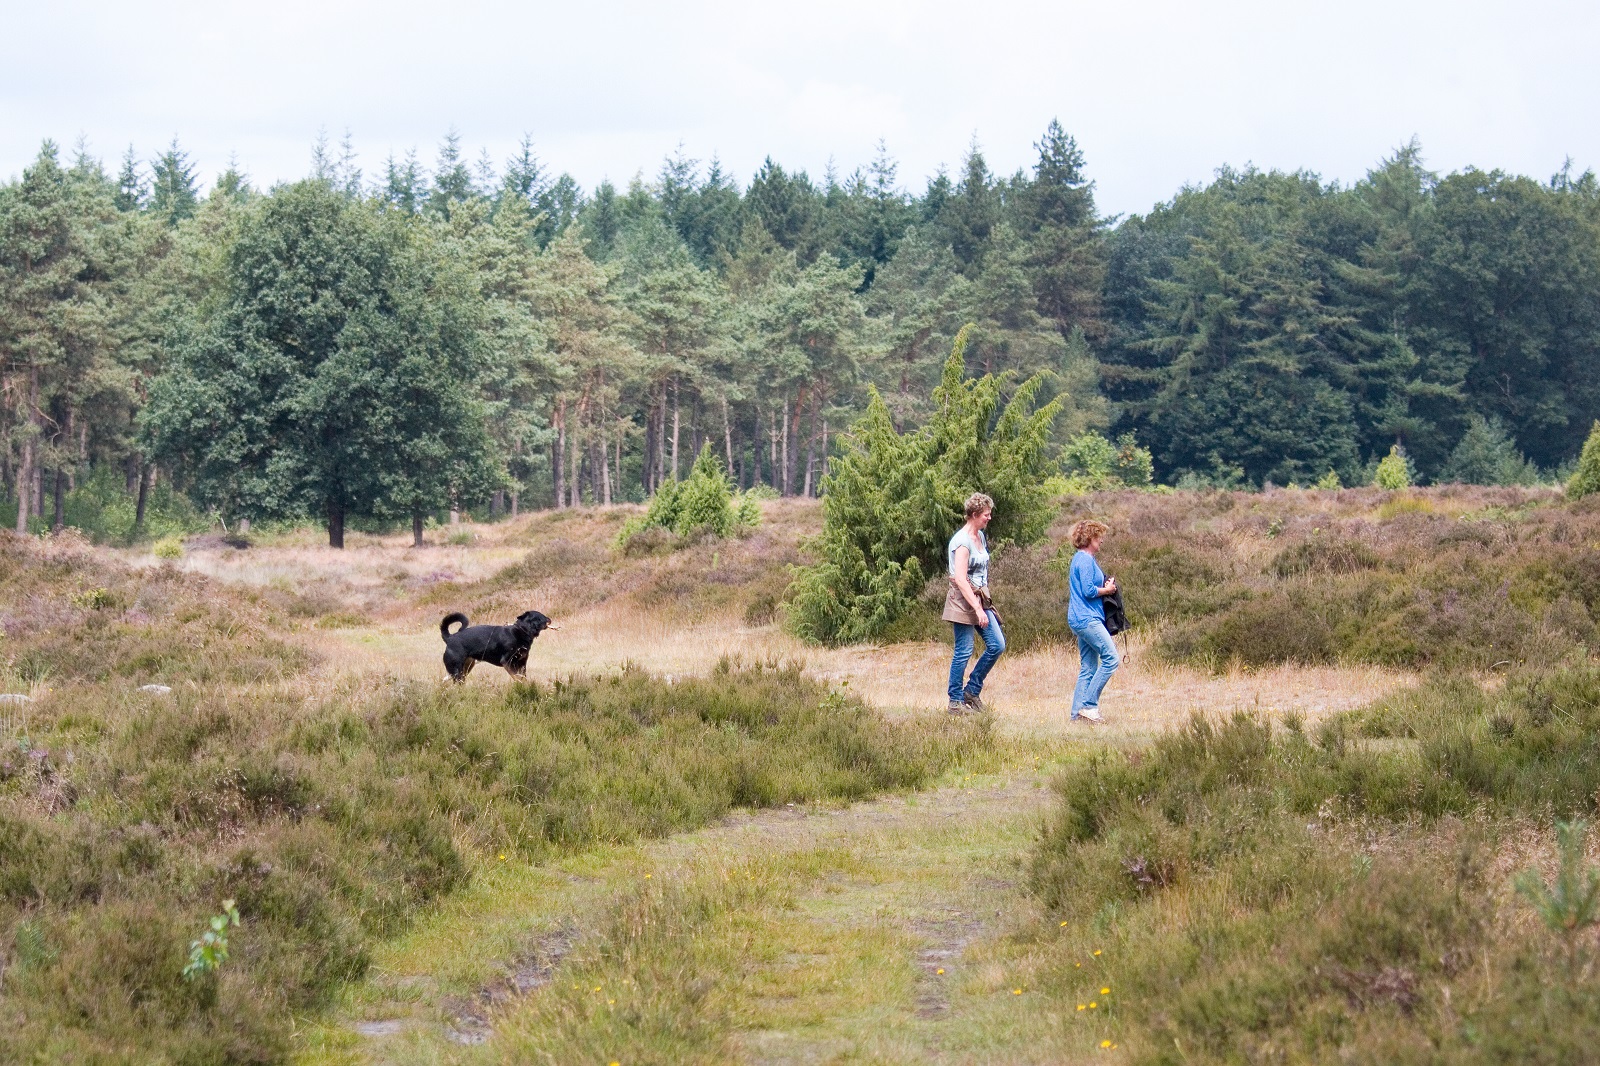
xmin=1102 ymin=589 xmax=1127 ymax=636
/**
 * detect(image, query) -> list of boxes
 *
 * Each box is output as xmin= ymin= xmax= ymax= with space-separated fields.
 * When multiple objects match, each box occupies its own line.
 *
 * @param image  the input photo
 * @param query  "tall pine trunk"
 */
xmin=14 ymin=437 xmax=31 ymax=534
xmin=15 ymin=367 xmax=35 ymax=533
xmin=780 ymin=392 xmax=790 ymax=496
xmin=568 ymin=418 xmax=581 ymax=508
xmin=553 ymin=402 xmax=566 ymax=508
xmin=134 ymin=461 xmax=151 ymax=536
xmin=412 ymin=511 xmax=425 ymax=547
xmin=670 ymin=377 xmax=681 ymax=481
xmin=769 ymin=407 xmax=779 ymax=492
xmin=52 ymin=469 xmax=64 ymax=533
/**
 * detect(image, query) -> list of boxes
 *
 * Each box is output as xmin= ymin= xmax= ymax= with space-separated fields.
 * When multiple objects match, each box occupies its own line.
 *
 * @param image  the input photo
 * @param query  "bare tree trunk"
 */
xmin=802 ymin=400 xmax=818 ymax=500
xmin=769 ymin=407 xmax=779 ymax=492
xmin=412 ymin=511 xmax=425 ymax=547
xmin=52 ymin=468 xmax=64 ymax=532
xmin=723 ymin=396 xmax=734 ymax=477
xmin=569 ymin=418 xmax=581 ymax=508
xmin=780 ymin=392 xmax=790 ymax=496
xmin=670 ymin=377 xmax=681 ymax=481
xmin=599 ymin=425 xmax=612 ymax=505
xmin=654 ymin=383 xmax=667 ymax=489
xmin=134 ymin=461 xmax=150 ymax=536
xmin=821 ymin=417 xmax=829 ymax=487
xmin=14 ymin=436 xmax=31 ymax=534
xmin=327 ymin=495 xmax=346 ymax=549
xmin=510 ymin=491 xmax=519 ymax=518
xmin=615 ymin=433 xmax=623 ymax=503
xmin=553 ymin=402 xmax=566 ymax=508
xmin=490 ymin=489 xmax=503 ymax=519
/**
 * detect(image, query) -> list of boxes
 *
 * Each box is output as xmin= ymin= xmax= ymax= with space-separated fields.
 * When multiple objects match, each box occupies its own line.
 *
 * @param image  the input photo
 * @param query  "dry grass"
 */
xmin=139 ymin=498 xmax=1420 ymax=738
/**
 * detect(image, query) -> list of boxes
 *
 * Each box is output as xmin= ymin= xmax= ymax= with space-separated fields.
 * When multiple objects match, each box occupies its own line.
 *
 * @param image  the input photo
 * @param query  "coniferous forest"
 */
xmin=3 ymin=124 xmax=1598 ymax=543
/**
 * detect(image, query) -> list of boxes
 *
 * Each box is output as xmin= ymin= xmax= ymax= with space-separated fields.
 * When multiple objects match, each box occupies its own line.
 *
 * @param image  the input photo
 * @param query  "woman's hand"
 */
xmin=1099 ymin=576 xmax=1117 ymax=596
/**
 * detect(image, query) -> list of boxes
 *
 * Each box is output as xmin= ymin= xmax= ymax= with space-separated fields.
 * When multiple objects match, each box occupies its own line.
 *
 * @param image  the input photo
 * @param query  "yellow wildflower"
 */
xmin=1101 ymin=987 xmax=1110 ymax=994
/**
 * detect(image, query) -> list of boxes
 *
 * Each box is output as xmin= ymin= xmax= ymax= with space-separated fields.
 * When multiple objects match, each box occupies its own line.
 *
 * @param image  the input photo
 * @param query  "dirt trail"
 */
xmin=311 ymin=606 xmax=1409 ymax=738
xmin=299 ymin=775 xmax=1066 ymax=1065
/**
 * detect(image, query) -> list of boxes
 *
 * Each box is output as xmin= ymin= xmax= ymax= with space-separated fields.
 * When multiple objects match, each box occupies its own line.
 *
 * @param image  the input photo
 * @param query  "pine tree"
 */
xmin=427 ymin=129 xmax=475 ymax=218
xmin=149 ymin=138 xmax=199 ymax=224
xmin=501 ymin=134 xmax=546 ymax=202
xmin=382 ymin=150 xmax=424 ymax=214
xmin=1439 ymin=414 xmax=1539 ymax=485
xmin=1018 ymin=120 xmax=1104 ymax=337
xmin=114 ymin=145 xmax=146 ymax=212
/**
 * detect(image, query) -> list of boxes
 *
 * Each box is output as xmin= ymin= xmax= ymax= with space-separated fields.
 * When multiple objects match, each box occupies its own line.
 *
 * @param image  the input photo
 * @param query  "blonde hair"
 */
xmin=1069 ymin=519 xmax=1110 ymax=550
xmin=963 ymin=492 xmax=995 ymax=519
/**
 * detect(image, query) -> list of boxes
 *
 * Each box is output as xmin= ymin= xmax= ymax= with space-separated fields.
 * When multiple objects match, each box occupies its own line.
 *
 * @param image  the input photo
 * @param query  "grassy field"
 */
xmin=2 ymin=487 xmax=1597 ymax=1063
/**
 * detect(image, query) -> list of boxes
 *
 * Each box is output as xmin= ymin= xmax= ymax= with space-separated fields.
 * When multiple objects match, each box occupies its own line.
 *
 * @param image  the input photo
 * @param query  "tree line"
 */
xmin=1 ymin=126 xmax=1596 ymax=544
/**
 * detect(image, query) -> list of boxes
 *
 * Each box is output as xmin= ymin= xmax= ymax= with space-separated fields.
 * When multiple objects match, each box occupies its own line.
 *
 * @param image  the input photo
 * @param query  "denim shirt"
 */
xmin=1067 ymin=549 xmax=1106 ymax=629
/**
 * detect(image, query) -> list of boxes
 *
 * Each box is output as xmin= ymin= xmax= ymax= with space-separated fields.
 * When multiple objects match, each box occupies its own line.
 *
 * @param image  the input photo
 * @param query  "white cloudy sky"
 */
xmin=2 ymin=0 xmax=1595 ymax=218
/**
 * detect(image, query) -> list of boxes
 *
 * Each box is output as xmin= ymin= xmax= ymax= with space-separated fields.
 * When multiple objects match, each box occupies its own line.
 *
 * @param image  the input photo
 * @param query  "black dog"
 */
xmin=440 ymin=611 xmax=557 ymax=682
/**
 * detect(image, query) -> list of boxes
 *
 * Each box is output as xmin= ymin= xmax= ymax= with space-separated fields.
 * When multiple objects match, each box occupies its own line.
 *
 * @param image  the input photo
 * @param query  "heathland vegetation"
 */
xmin=3 ymin=126 xmax=1599 ymax=548
xmin=2 ymin=486 xmax=1599 ymax=1061
xmin=5 ymin=118 xmax=1600 ymax=1064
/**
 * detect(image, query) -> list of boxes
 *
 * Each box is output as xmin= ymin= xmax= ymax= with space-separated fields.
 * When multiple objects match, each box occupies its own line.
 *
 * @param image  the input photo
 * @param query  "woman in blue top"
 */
xmin=941 ymin=492 xmax=1005 ymax=715
xmin=1066 ymin=519 xmax=1118 ymax=724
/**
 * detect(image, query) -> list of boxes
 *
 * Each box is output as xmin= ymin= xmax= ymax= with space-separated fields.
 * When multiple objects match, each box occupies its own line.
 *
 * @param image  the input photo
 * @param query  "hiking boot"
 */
xmin=947 ymin=699 xmax=972 ymax=715
xmin=963 ymin=693 xmax=986 ymax=713
xmin=1078 ymin=708 xmax=1105 ymax=724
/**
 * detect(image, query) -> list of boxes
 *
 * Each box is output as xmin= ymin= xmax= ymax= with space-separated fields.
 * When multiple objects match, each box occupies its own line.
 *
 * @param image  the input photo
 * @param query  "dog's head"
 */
xmin=513 ymin=610 xmax=557 ymax=638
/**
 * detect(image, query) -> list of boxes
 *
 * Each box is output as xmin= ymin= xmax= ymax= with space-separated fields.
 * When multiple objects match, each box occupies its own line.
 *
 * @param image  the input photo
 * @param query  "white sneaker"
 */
xmin=1078 ymin=708 xmax=1105 ymax=723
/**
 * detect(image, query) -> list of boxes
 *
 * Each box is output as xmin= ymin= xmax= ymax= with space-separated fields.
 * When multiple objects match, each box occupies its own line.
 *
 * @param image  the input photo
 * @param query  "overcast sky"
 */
xmin=3 ymin=0 xmax=1595 ymax=219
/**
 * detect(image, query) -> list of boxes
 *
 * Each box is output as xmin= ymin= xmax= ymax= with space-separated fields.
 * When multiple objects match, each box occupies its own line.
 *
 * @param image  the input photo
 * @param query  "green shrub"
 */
xmin=786 ymin=325 xmax=1062 ymax=645
xmin=152 ymin=536 xmax=184 ymax=559
xmin=1373 ymin=443 xmax=1415 ymax=489
xmin=1058 ymin=432 xmax=1155 ymax=492
xmin=1567 ymin=421 xmax=1600 ymax=500
xmin=617 ymin=443 xmax=759 ymax=550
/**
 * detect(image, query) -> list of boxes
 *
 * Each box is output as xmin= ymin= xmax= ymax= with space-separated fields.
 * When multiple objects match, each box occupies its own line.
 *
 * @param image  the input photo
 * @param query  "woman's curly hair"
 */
xmin=1069 ymin=519 xmax=1110 ymax=549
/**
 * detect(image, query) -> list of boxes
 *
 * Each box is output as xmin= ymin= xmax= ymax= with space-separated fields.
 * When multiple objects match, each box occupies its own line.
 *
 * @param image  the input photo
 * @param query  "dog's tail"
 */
xmin=441 ymin=613 xmax=470 ymax=641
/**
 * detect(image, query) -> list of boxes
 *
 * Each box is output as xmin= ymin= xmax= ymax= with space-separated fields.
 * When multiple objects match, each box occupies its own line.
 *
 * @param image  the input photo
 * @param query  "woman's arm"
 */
xmin=952 ymin=546 xmax=986 ymax=619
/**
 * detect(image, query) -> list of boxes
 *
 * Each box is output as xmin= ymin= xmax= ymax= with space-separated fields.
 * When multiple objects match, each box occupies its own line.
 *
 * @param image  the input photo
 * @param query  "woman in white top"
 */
xmin=941 ymin=492 xmax=1006 ymax=714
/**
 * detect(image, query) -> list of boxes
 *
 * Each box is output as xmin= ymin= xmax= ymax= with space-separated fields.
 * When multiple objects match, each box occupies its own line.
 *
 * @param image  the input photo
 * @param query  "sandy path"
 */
xmin=312 ymin=597 xmax=1412 ymax=738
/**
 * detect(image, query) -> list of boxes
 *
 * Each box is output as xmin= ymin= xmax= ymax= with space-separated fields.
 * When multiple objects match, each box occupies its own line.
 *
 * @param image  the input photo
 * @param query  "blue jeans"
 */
xmin=949 ymin=610 xmax=1005 ymax=701
xmin=1071 ymin=620 xmax=1120 ymax=717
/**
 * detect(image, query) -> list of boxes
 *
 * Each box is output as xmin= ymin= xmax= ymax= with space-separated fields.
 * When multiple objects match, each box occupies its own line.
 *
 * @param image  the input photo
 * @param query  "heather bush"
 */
xmin=0 ymin=651 xmax=991 ymax=1061
xmin=1029 ymin=668 xmax=1600 ymax=1063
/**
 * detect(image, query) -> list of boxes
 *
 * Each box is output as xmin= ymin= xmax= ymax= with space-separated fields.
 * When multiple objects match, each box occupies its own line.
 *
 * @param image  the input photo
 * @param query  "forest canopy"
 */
xmin=1 ymin=125 xmax=1595 ymax=543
